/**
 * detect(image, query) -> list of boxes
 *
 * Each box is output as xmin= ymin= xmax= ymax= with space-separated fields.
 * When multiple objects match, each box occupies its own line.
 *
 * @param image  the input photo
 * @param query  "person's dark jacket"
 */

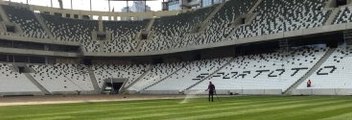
xmin=208 ymin=84 xmax=215 ymax=93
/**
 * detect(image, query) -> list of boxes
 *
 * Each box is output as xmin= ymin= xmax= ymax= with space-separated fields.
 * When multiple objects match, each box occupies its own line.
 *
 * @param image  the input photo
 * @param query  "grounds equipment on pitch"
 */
xmin=214 ymin=91 xmax=220 ymax=101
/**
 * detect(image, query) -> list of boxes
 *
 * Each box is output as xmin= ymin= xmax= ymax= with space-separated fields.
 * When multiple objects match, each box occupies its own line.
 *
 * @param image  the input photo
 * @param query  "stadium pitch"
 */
xmin=0 ymin=96 xmax=352 ymax=120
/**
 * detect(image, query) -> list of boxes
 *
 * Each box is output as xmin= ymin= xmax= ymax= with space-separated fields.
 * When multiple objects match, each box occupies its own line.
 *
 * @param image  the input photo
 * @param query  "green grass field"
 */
xmin=0 ymin=96 xmax=352 ymax=120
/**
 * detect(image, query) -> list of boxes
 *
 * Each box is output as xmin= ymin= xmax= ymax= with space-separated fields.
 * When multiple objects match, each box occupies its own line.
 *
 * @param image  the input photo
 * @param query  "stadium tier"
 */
xmin=29 ymin=63 xmax=94 ymax=94
xmin=1 ymin=0 xmax=352 ymax=96
xmin=295 ymin=45 xmax=352 ymax=95
xmin=127 ymin=62 xmax=186 ymax=92
xmin=191 ymin=45 xmax=328 ymax=94
xmin=102 ymin=20 xmax=149 ymax=53
xmin=0 ymin=0 xmax=340 ymax=53
xmin=40 ymin=14 xmax=100 ymax=52
xmin=189 ymin=0 xmax=258 ymax=45
xmin=92 ymin=64 xmax=149 ymax=88
xmin=334 ymin=6 xmax=352 ymax=24
xmin=0 ymin=63 xmax=42 ymax=95
xmin=144 ymin=58 xmax=232 ymax=94
xmin=1 ymin=44 xmax=352 ymax=95
xmin=2 ymin=5 xmax=49 ymax=39
xmin=231 ymin=0 xmax=330 ymax=39
xmin=139 ymin=4 xmax=218 ymax=52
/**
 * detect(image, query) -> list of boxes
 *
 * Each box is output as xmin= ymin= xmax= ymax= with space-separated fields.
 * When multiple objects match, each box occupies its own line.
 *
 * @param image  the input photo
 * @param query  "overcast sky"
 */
xmin=5 ymin=0 xmax=163 ymax=12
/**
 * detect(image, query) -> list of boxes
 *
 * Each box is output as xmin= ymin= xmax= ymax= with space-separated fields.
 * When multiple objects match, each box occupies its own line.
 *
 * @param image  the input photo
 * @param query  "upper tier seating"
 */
xmin=139 ymin=0 xmax=329 ymax=53
xmin=127 ymin=62 xmax=186 ymax=91
xmin=0 ymin=1 xmax=333 ymax=54
xmin=231 ymin=0 xmax=330 ymax=39
xmin=92 ymin=64 xmax=149 ymax=88
xmin=162 ymin=0 xmax=257 ymax=51
xmin=139 ymin=5 xmax=217 ymax=52
xmin=30 ymin=63 xmax=94 ymax=92
xmin=333 ymin=6 xmax=352 ymax=24
xmin=0 ymin=63 xmax=41 ymax=93
xmin=146 ymin=58 xmax=231 ymax=91
xmin=102 ymin=20 xmax=149 ymax=53
xmin=191 ymin=45 xmax=327 ymax=92
xmin=186 ymin=0 xmax=257 ymax=46
xmin=2 ymin=5 xmax=49 ymax=39
xmin=40 ymin=14 xmax=99 ymax=52
xmin=297 ymin=45 xmax=352 ymax=90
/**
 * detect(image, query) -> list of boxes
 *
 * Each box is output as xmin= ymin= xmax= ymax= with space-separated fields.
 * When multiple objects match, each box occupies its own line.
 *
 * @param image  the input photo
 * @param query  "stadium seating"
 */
xmin=188 ymin=0 xmax=258 ymax=45
xmin=139 ymin=0 xmax=329 ymax=52
xmin=139 ymin=5 xmax=218 ymax=52
xmin=191 ymin=45 xmax=327 ymax=93
xmin=0 ymin=63 xmax=41 ymax=93
xmin=296 ymin=45 xmax=352 ymax=93
xmin=2 ymin=5 xmax=49 ymax=39
xmin=145 ymin=58 xmax=231 ymax=92
xmin=0 ymin=0 xmax=332 ymax=53
xmin=92 ymin=64 xmax=149 ymax=88
xmin=102 ymin=20 xmax=149 ymax=53
xmin=127 ymin=62 xmax=186 ymax=91
xmin=30 ymin=63 xmax=94 ymax=92
xmin=231 ymin=0 xmax=330 ymax=39
xmin=40 ymin=14 xmax=99 ymax=52
xmin=2 ymin=0 xmax=352 ymax=96
xmin=333 ymin=6 xmax=352 ymax=24
xmin=169 ymin=0 xmax=257 ymax=50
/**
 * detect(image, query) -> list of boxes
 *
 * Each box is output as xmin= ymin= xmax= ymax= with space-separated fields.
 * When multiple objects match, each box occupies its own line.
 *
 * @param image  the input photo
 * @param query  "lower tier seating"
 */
xmin=0 ymin=63 xmax=41 ymax=93
xmin=145 ymin=58 xmax=232 ymax=92
xmin=29 ymin=63 xmax=94 ymax=93
xmin=296 ymin=45 xmax=352 ymax=95
xmin=128 ymin=62 xmax=187 ymax=92
xmin=92 ymin=64 xmax=149 ymax=88
xmin=189 ymin=45 xmax=327 ymax=93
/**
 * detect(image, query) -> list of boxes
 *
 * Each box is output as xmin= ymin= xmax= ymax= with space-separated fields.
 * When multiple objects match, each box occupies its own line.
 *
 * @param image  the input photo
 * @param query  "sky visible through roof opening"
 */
xmin=4 ymin=0 xmax=163 ymax=12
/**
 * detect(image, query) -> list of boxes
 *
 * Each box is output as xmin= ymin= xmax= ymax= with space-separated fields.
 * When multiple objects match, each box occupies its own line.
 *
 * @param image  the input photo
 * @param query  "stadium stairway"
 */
xmin=135 ymin=18 xmax=155 ymax=52
xmin=34 ymin=13 xmax=54 ymax=39
xmin=0 ymin=5 xmax=9 ymax=22
xmin=195 ymin=2 xmax=226 ymax=32
xmin=247 ymin=0 xmax=263 ymax=14
xmin=145 ymin=18 xmax=155 ymax=32
xmin=64 ymin=75 xmax=95 ymax=94
xmin=87 ymin=67 xmax=101 ymax=93
xmin=224 ymin=0 xmax=262 ymax=40
xmin=325 ymin=8 xmax=340 ymax=25
xmin=285 ymin=47 xmax=336 ymax=95
xmin=185 ymin=57 xmax=235 ymax=92
xmin=98 ymin=20 xmax=104 ymax=31
xmin=140 ymin=63 xmax=188 ymax=92
xmin=24 ymin=73 xmax=50 ymax=95
xmin=123 ymin=67 xmax=153 ymax=92
xmin=344 ymin=30 xmax=352 ymax=45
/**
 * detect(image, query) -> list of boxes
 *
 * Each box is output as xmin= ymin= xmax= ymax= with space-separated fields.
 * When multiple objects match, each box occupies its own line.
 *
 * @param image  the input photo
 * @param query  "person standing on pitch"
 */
xmin=206 ymin=81 xmax=216 ymax=102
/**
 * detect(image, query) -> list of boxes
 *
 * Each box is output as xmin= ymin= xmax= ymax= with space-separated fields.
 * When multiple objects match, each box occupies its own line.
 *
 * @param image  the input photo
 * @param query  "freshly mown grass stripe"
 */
xmin=0 ymin=96 xmax=351 ymax=120
xmin=1 ymin=96 xmax=295 ymax=119
xmin=277 ymin=102 xmax=352 ymax=120
xmin=0 ymin=99 xmax=182 ymax=119
xmin=212 ymin=99 xmax=352 ymax=120
xmin=166 ymin=97 xmax=342 ymax=120
xmin=0 ymin=96 xmax=338 ymax=120
xmin=66 ymin=96 xmax=325 ymax=120
xmin=0 ymin=96 xmax=336 ymax=120
xmin=6 ymin=98 xmax=263 ymax=120
xmin=134 ymin=96 xmax=336 ymax=120
xmin=114 ymin=96 xmax=336 ymax=120
xmin=319 ymin=112 xmax=352 ymax=120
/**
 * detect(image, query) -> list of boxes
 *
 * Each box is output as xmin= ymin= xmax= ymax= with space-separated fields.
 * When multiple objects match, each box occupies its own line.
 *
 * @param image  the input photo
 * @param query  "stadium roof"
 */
xmin=4 ymin=0 xmax=163 ymax=12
